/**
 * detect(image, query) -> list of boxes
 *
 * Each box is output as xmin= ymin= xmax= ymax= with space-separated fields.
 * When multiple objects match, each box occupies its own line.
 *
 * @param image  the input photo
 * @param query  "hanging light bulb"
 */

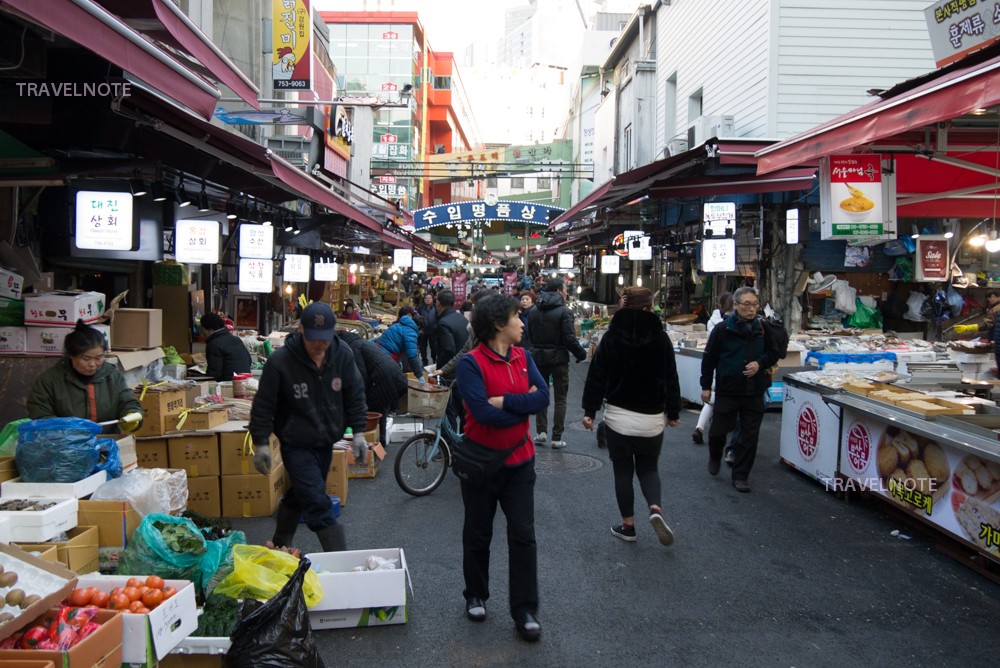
xmin=987 ymin=229 xmax=1000 ymax=252
xmin=576 ymin=285 xmax=582 ymax=294
xmin=970 ymin=234 xmax=988 ymax=247
xmin=617 ymin=274 xmax=624 ymax=285
xmin=359 ymin=264 xmax=365 ymax=273
xmin=349 ymin=263 xmax=358 ymax=273
xmin=637 ymin=276 xmax=643 ymax=286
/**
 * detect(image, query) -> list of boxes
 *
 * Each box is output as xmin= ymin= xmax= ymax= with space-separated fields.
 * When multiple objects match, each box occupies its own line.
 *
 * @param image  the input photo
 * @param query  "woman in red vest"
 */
xmin=455 ymin=294 xmax=549 ymax=642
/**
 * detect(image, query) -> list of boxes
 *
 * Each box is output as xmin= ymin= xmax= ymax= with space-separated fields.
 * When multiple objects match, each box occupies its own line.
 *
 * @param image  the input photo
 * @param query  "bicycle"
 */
xmin=394 ymin=380 xmax=461 ymax=496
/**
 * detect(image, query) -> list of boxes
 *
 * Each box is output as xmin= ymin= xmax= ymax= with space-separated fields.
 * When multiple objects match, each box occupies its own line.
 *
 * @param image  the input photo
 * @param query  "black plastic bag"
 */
xmin=224 ymin=557 xmax=324 ymax=668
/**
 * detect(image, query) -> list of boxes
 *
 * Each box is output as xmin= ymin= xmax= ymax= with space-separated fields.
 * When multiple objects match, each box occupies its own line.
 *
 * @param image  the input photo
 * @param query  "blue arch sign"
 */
xmin=413 ymin=200 xmax=564 ymax=231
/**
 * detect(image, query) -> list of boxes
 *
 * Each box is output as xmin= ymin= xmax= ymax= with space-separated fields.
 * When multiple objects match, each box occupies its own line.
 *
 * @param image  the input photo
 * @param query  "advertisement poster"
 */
xmin=452 ymin=272 xmax=467 ymax=304
xmin=778 ymin=383 xmax=840 ymax=484
xmin=915 ymin=236 xmax=950 ymax=282
xmin=503 ymin=272 xmax=517 ymax=295
xmin=271 ymin=0 xmax=311 ymax=91
xmin=821 ymin=155 xmax=886 ymax=238
xmin=924 ymin=1 xmax=1000 ymax=67
xmin=839 ymin=408 xmax=1000 ymax=564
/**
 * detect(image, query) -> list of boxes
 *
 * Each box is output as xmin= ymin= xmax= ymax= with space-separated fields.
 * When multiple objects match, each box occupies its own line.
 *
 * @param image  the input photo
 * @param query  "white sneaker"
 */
xmin=649 ymin=511 xmax=675 ymax=546
xmin=550 ymin=440 xmax=567 ymax=449
xmin=534 ymin=433 xmax=548 ymax=445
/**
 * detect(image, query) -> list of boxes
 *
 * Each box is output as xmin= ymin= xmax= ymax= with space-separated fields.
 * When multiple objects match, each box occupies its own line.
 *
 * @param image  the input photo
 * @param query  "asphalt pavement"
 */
xmin=229 ymin=359 xmax=1000 ymax=667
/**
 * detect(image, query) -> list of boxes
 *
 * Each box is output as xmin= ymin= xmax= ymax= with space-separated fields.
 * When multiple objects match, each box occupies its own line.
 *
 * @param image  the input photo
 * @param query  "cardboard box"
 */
xmin=185 ymin=475 xmax=220 ymax=517
xmin=133 ymin=386 xmax=186 ymax=438
xmin=304 ymin=548 xmax=411 ymax=629
xmin=13 ymin=525 xmax=100 ymax=574
xmin=135 ymin=438 xmax=170 ymax=468
xmin=0 ymin=325 xmax=25 ymax=353
xmin=16 ymin=544 xmax=57 ymax=563
xmin=167 ymin=433 xmax=220 ymax=477
xmin=0 ymin=457 xmax=16 ymax=484
xmin=1 ymin=471 xmax=107 ymax=500
xmin=347 ymin=443 xmax=386 ymax=479
xmin=77 ymin=499 xmax=140 ymax=574
xmin=77 ymin=576 xmax=197 ymax=665
xmin=110 ymin=308 xmax=163 ymax=349
xmin=0 ymin=661 xmax=55 ymax=668
xmin=167 ymin=405 xmax=228 ymax=432
xmin=26 ymin=323 xmax=110 ymax=355
xmin=0 ymin=543 xmax=77 ymax=642
xmin=160 ymin=657 xmax=224 ymax=668
xmin=326 ymin=450 xmax=349 ymax=506
xmin=218 ymin=431 xmax=281 ymax=476
xmin=0 ymin=607 xmax=123 ymax=668
xmin=113 ymin=434 xmax=137 ymax=472
xmin=23 ymin=290 xmax=105 ymax=325
xmin=152 ymin=285 xmax=192 ymax=354
xmin=0 ymin=267 xmax=23 ymax=300
xmin=110 ymin=347 xmax=164 ymax=388
xmin=0 ymin=298 xmax=23 ymax=327
xmin=220 ymin=463 xmax=286 ymax=518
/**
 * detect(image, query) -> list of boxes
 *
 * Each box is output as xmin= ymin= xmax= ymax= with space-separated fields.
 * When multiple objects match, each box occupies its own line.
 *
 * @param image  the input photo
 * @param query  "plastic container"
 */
xmin=163 ymin=364 xmax=186 ymax=380
xmin=232 ymin=373 xmax=252 ymax=398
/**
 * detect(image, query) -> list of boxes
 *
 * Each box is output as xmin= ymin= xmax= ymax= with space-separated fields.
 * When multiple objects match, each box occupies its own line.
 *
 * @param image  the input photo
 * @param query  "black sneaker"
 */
xmin=466 ymin=597 xmax=486 ymax=622
xmin=611 ymin=523 xmax=637 ymax=542
xmin=724 ymin=448 xmax=736 ymax=466
xmin=691 ymin=428 xmax=704 ymax=444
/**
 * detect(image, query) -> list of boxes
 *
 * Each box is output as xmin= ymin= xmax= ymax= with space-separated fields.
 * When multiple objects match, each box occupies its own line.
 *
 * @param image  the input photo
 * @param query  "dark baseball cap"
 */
xmin=300 ymin=302 xmax=336 ymax=341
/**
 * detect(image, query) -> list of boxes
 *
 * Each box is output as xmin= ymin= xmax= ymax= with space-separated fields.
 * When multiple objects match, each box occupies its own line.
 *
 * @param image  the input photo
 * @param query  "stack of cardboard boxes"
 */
xmin=0 ymin=288 xmax=110 ymax=354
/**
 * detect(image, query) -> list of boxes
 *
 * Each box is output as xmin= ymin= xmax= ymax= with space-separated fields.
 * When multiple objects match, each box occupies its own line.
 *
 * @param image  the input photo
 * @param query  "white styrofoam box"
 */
xmin=2 ymin=470 xmax=107 ymax=499
xmin=77 ymin=575 xmax=198 ymax=664
xmin=0 ymin=497 xmax=78 ymax=542
xmin=950 ymin=351 xmax=994 ymax=364
xmin=389 ymin=419 xmax=427 ymax=443
xmin=168 ymin=636 xmax=231 ymax=656
xmin=0 ymin=267 xmax=23 ymax=300
xmin=0 ymin=326 xmax=25 ymax=353
xmin=23 ymin=290 xmax=105 ymax=325
xmin=26 ymin=323 xmax=110 ymax=355
xmin=305 ymin=548 xmax=411 ymax=629
xmin=0 ymin=517 xmax=9 ymax=543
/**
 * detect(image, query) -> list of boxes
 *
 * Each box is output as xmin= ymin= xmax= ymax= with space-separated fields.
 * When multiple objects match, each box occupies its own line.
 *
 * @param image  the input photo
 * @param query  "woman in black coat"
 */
xmin=201 ymin=313 xmax=252 ymax=381
xmin=338 ymin=329 xmax=407 ymax=447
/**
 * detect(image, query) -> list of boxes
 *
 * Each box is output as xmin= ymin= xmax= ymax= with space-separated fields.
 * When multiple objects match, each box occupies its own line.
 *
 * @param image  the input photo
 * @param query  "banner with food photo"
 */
xmin=839 ymin=408 xmax=1000 ymax=563
xmin=819 ymin=155 xmax=895 ymax=240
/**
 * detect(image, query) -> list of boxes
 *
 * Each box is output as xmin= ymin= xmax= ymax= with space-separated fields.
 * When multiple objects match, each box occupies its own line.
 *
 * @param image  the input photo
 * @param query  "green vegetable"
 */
xmin=154 ymin=520 xmax=206 ymax=554
xmin=194 ymin=594 xmax=241 ymax=637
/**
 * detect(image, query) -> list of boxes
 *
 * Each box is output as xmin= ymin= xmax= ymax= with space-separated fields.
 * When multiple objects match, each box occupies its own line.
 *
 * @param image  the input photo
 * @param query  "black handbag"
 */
xmin=451 ymin=434 xmax=527 ymax=486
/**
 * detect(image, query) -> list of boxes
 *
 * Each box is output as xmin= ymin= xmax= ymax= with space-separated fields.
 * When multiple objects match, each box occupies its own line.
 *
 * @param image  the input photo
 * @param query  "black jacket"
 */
xmin=249 ymin=332 xmax=367 ymax=448
xmin=527 ymin=291 xmax=586 ymax=367
xmin=582 ymin=309 xmax=681 ymax=420
xmin=700 ymin=313 xmax=779 ymax=397
xmin=204 ymin=329 xmax=252 ymax=381
xmin=338 ymin=330 xmax=407 ymax=410
xmin=434 ymin=308 xmax=470 ymax=373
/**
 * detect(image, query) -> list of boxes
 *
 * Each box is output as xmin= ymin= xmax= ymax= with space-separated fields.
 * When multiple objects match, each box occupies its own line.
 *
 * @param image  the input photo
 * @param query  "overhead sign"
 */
xmin=175 ymin=219 xmax=220 ymax=264
xmin=314 ymin=261 xmax=338 ymax=281
xmin=558 ymin=253 xmax=574 ymax=269
xmin=624 ymin=230 xmax=652 ymax=261
xmin=701 ymin=238 xmax=736 ymax=273
xmin=283 ymin=254 xmax=310 ymax=282
xmin=924 ymin=1 xmax=1000 ymax=67
xmin=820 ymin=155 xmax=896 ymax=240
xmin=238 ymin=258 xmax=274 ymax=293
xmin=393 ymin=248 xmax=413 ymax=269
xmin=239 ymin=224 xmax=274 ymax=259
xmin=74 ymin=190 xmax=135 ymax=251
xmin=703 ymin=202 xmax=736 ymax=238
xmin=271 ymin=0 xmax=312 ymax=91
xmin=414 ymin=200 xmax=564 ymax=230
xmin=786 ymin=208 xmax=799 ymax=245
xmin=412 ymin=256 xmax=428 ymax=272
xmin=601 ymin=254 xmax=620 ymax=274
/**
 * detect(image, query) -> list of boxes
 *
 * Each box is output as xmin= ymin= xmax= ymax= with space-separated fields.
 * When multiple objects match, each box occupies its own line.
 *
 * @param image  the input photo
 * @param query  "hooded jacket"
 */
xmin=249 ymin=332 xmax=367 ymax=448
xmin=205 ymin=329 xmax=252 ymax=381
xmin=27 ymin=358 xmax=142 ymax=432
xmin=527 ymin=290 xmax=586 ymax=367
xmin=338 ymin=330 xmax=407 ymax=410
xmin=375 ymin=315 xmax=423 ymax=376
xmin=581 ymin=309 xmax=681 ymax=420
xmin=700 ymin=312 xmax=778 ymax=397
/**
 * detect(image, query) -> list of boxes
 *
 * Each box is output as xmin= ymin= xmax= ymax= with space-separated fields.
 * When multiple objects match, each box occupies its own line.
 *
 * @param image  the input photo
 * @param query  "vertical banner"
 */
xmin=915 ymin=235 xmax=950 ymax=282
xmin=820 ymin=154 xmax=890 ymax=239
xmin=452 ymin=272 xmax=467 ymax=304
xmin=503 ymin=272 xmax=517 ymax=295
xmin=272 ymin=0 xmax=312 ymax=91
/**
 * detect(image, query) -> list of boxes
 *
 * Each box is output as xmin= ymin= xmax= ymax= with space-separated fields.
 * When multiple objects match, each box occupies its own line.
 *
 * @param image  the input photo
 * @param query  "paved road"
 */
xmin=230 ymin=360 xmax=1000 ymax=667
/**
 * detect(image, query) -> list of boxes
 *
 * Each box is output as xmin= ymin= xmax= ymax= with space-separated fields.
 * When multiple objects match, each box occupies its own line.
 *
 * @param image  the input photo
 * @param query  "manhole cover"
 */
xmin=534 ymin=452 xmax=603 ymax=474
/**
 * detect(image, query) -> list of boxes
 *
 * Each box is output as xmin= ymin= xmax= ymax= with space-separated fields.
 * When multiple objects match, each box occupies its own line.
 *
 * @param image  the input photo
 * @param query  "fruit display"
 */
xmin=0 ymin=551 xmax=73 ymax=624
xmin=65 ymin=576 xmax=177 ymax=615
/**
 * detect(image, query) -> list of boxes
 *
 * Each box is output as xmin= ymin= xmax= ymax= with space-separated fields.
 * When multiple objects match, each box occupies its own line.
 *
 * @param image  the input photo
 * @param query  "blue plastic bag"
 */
xmin=94 ymin=438 xmax=123 ymax=479
xmin=16 ymin=418 xmax=101 ymax=482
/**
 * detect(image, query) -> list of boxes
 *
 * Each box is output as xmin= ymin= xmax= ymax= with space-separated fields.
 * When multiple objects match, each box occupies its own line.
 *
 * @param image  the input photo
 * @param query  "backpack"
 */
xmin=761 ymin=316 xmax=789 ymax=360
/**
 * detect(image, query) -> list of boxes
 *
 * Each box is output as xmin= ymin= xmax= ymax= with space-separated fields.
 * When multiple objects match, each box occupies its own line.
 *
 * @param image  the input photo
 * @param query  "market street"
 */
xmin=229 ymin=360 xmax=1000 ymax=667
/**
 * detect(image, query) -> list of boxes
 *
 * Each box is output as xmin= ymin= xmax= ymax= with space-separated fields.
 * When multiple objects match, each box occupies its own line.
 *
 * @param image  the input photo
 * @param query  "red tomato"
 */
xmin=108 ymin=593 xmax=130 ymax=610
xmin=141 ymin=589 xmax=163 ymax=609
xmin=109 ymin=587 xmax=125 ymax=598
xmin=68 ymin=588 xmax=93 ymax=607
xmin=90 ymin=591 xmax=110 ymax=609
xmin=161 ymin=586 xmax=177 ymax=600
xmin=145 ymin=576 xmax=165 ymax=590
xmin=125 ymin=578 xmax=144 ymax=589
xmin=123 ymin=587 xmax=141 ymax=603
xmin=128 ymin=600 xmax=145 ymax=613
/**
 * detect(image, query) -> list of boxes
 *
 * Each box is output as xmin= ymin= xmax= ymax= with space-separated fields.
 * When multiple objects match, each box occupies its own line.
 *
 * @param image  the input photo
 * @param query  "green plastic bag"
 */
xmin=847 ymin=298 xmax=884 ymax=330
xmin=161 ymin=345 xmax=185 ymax=365
xmin=0 ymin=419 xmax=29 ymax=457
xmin=118 ymin=514 xmax=206 ymax=583
xmin=213 ymin=544 xmax=323 ymax=608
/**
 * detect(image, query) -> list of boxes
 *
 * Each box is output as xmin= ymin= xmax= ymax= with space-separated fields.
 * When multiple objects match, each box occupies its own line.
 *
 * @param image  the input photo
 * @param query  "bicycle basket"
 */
xmin=407 ymin=379 xmax=452 ymax=418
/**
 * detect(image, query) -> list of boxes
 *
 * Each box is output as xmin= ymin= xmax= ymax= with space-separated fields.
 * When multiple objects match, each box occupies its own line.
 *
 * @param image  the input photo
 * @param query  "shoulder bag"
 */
xmin=451 ymin=434 xmax=528 ymax=487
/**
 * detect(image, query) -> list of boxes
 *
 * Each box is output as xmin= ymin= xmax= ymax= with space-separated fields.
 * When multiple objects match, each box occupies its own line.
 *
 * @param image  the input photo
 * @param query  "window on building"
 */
xmin=623 ymin=123 xmax=633 ymax=171
xmin=487 ymin=176 xmax=498 ymax=187
xmin=688 ymin=88 xmax=703 ymax=124
xmin=664 ymin=73 xmax=678 ymax=153
xmin=511 ymin=177 xmax=525 ymax=189
xmin=433 ymin=76 xmax=451 ymax=90
xmin=537 ymin=177 xmax=551 ymax=190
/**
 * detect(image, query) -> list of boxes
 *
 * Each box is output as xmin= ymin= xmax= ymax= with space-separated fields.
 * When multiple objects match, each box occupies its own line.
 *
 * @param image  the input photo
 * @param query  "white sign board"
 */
xmin=786 ymin=209 xmax=799 ymax=245
xmin=239 ymin=224 xmax=274 ymax=259
xmin=74 ymin=190 xmax=134 ymax=250
xmin=600 ymin=254 xmax=620 ymax=274
xmin=283 ymin=254 xmax=311 ymax=282
xmin=924 ymin=1 xmax=1000 ymax=68
xmin=314 ymin=261 xmax=339 ymax=281
xmin=701 ymin=238 xmax=736 ymax=272
xmin=623 ymin=230 xmax=652 ymax=261
xmin=238 ymin=258 xmax=273 ymax=293
xmin=393 ymin=248 xmax=413 ymax=268
xmin=412 ymin=256 xmax=428 ymax=272
xmin=558 ymin=253 xmax=574 ymax=269
xmin=703 ymin=202 xmax=736 ymax=238
xmin=175 ymin=219 xmax=220 ymax=264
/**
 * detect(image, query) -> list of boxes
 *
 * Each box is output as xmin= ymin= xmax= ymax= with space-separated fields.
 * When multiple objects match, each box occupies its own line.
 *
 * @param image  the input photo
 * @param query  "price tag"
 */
xmin=238 ymin=258 xmax=273 ymax=293
xmin=175 ymin=220 xmax=220 ymax=264
xmin=75 ymin=190 xmax=134 ymax=250
xmin=239 ymin=224 xmax=274 ymax=259
xmin=283 ymin=254 xmax=310 ymax=282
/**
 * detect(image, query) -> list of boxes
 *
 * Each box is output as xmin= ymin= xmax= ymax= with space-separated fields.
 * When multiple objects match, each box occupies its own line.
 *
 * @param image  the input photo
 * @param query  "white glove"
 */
xmin=353 ymin=433 xmax=369 ymax=463
xmin=253 ymin=444 xmax=272 ymax=475
xmin=119 ymin=412 xmax=143 ymax=433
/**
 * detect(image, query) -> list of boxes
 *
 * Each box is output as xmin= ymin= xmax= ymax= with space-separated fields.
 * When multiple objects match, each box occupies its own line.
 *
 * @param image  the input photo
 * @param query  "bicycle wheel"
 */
xmin=394 ymin=432 xmax=450 ymax=496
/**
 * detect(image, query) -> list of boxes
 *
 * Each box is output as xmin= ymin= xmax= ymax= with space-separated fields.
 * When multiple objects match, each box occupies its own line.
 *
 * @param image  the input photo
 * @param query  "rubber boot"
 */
xmin=270 ymin=504 xmax=300 ymax=549
xmin=316 ymin=524 xmax=347 ymax=552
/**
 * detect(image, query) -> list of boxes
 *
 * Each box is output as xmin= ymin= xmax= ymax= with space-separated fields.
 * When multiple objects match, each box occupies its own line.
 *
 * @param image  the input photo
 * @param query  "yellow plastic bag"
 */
xmin=212 ymin=544 xmax=323 ymax=608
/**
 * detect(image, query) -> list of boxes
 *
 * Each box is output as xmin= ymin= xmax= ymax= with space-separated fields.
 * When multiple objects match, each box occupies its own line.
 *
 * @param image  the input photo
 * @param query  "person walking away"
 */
xmin=375 ymin=306 xmax=425 ymax=380
xmin=456 ymin=295 xmax=549 ymax=641
xmin=249 ymin=302 xmax=368 ymax=551
xmin=700 ymin=287 xmax=778 ymax=493
xmin=337 ymin=329 xmax=407 ymax=448
xmin=434 ymin=290 xmax=471 ymax=431
xmin=416 ymin=292 xmax=437 ymax=366
xmin=27 ymin=320 xmax=143 ymax=434
xmin=200 ymin=313 xmax=252 ymax=381
xmin=581 ymin=287 xmax=680 ymax=545
xmin=692 ymin=292 xmax=733 ymax=444
xmin=527 ymin=278 xmax=586 ymax=448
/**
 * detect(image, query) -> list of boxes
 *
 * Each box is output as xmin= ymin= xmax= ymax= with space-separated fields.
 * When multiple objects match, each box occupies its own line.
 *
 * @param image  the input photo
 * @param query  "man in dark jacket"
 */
xmin=700 ymin=287 xmax=778 ymax=493
xmin=528 ymin=278 xmax=586 ymax=448
xmin=250 ymin=302 xmax=368 ymax=551
xmin=433 ymin=290 xmax=470 ymax=375
xmin=200 ymin=313 xmax=252 ymax=381
xmin=338 ymin=329 xmax=407 ymax=448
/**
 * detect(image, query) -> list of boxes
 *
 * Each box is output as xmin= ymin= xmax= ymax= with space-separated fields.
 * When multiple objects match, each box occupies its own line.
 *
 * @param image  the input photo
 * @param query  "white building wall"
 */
xmin=594 ymin=87 xmax=617 ymax=185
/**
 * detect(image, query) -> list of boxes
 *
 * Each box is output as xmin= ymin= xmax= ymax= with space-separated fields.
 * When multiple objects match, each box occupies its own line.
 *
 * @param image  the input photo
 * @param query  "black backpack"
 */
xmin=761 ymin=316 xmax=789 ymax=359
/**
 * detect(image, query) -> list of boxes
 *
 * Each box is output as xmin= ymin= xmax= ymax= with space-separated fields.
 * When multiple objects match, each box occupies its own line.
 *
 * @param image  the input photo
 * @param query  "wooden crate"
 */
xmin=895 ymin=397 xmax=973 ymax=417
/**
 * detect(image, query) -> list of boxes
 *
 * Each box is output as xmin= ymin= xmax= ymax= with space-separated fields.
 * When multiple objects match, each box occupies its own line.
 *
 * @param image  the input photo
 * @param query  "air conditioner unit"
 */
xmin=662 ymin=139 xmax=689 ymax=158
xmin=687 ymin=115 xmax=735 ymax=147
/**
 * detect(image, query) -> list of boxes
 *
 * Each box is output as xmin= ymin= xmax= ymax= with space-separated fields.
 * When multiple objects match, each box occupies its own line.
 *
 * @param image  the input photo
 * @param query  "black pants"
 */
xmin=605 ymin=425 xmax=663 ymax=519
xmin=708 ymin=394 xmax=765 ymax=482
xmin=280 ymin=445 xmax=337 ymax=531
xmin=461 ymin=460 xmax=538 ymax=619
xmin=535 ymin=363 xmax=568 ymax=440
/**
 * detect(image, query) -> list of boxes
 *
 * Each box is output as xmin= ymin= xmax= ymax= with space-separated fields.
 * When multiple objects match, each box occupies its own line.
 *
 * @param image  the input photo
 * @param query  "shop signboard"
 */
xmin=914 ymin=235 xmax=950 ymax=282
xmin=819 ymin=155 xmax=897 ymax=240
xmin=74 ymin=190 xmax=135 ymax=251
xmin=779 ymin=383 xmax=840 ymax=484
xmin=175 ymin=220 xmax=220 ymax=264
xmin=703 ymin=202 xmax=736 ymax=238
xmin=314 ymin=261 xmax=338 ymax=281
xmin=503 ymin=272 xmax=517 ymax=295
xmin=624 ymin=230 xmax=652 ymax=261
xmin=452 ymin=272 xmax=467 ymax=303
xmin=558 ymin=253 xmax=574 ymax=269
xmin=271 ymin=0 xmax=312 ymax=91
xmin=600 ymin=255 xmax=620 ymax=274
xmin=701 ymin=238 xmax=735 ymax=273
xmin=839 ymin=407 xmax=1000 ymax=564
xmin=238 ymin=258 xmax=273 ymax=293
xmin=413 ymin=201 xmax=562 ymax=230
xmin=412 ymin=257 xmax=427 ymax=272
xmin=283 ymin=254 xmax=310 ymax=282
xmin=239 ymin=224 xmax=273 ymax=259
xmin=924 ymin=1 xmax=1000 ymax=68
xmin=393 ymin=249 xmax=412 ymax=269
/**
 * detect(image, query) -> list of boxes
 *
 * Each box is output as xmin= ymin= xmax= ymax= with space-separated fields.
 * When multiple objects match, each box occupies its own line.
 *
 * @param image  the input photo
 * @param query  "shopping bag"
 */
xmin=212 ymin=544 xmax=322 ymax=608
